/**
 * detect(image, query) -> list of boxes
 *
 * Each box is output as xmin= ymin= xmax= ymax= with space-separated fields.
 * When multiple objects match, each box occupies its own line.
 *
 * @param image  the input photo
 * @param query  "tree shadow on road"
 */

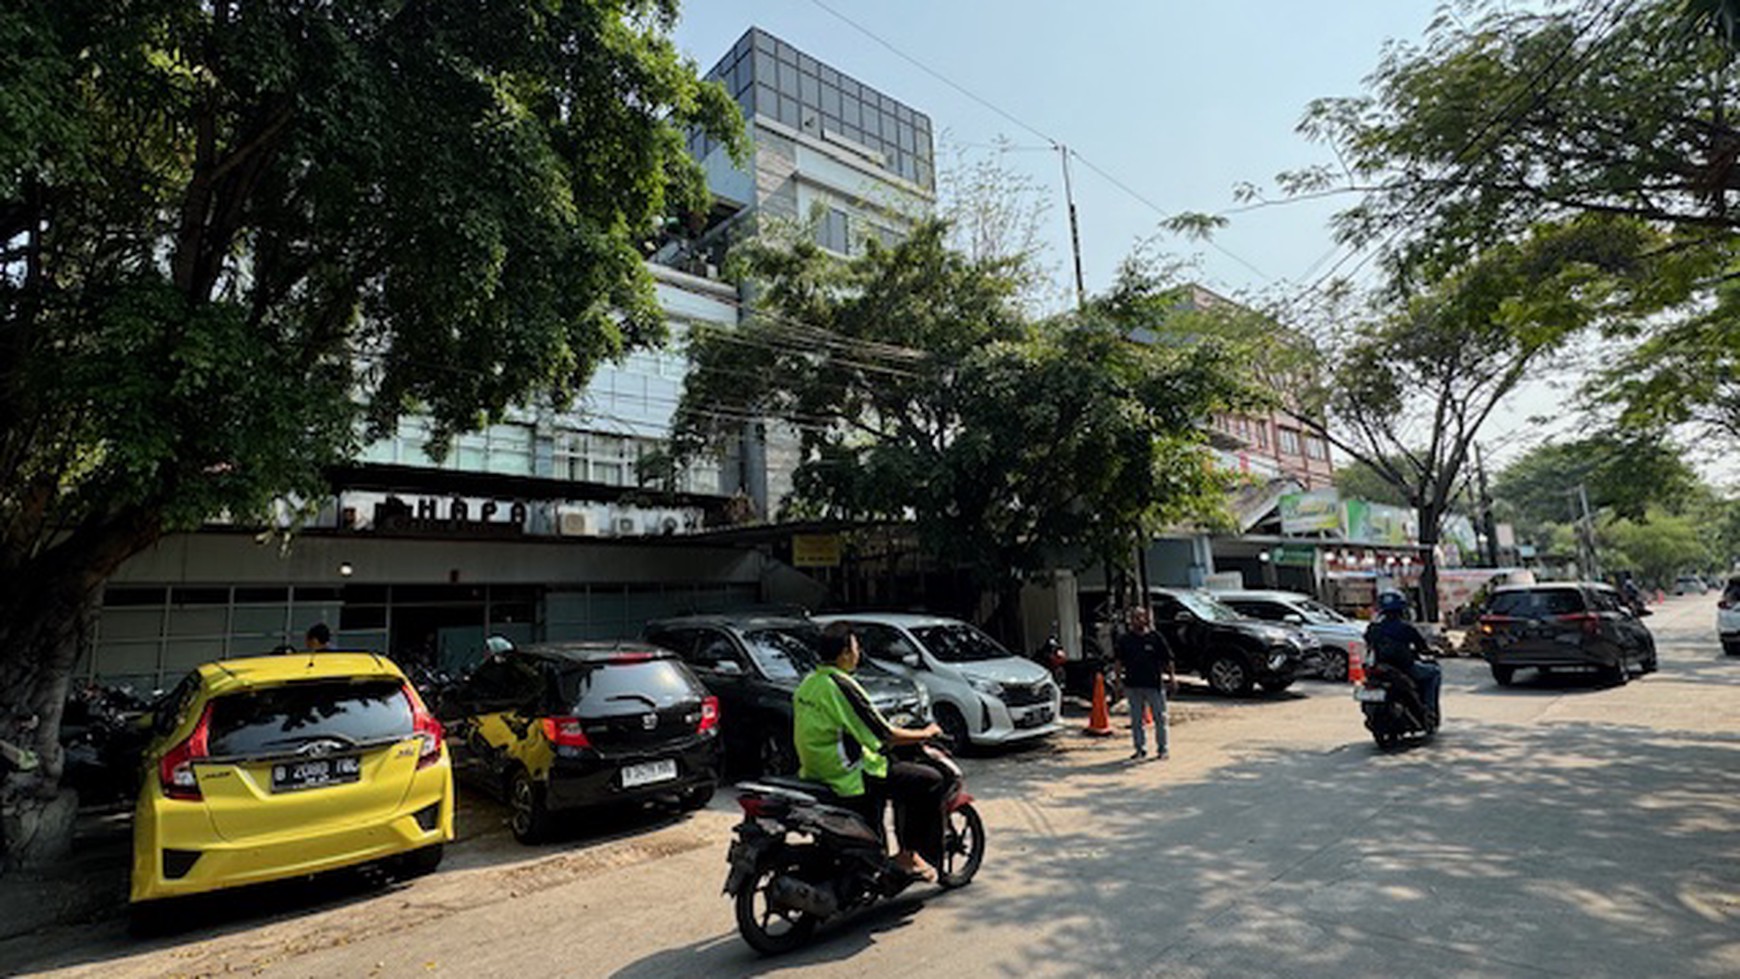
xmin=604 ymin=720 xmax=1740 ymax=979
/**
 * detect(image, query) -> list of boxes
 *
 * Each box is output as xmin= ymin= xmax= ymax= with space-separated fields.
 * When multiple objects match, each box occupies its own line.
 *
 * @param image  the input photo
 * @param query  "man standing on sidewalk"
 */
xmin=1117 ymin=606 xmax=1177 ymax=761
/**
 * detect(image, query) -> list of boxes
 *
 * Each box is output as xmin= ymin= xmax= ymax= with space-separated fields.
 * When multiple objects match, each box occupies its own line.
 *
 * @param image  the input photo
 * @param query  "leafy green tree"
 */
xmin=1332 ymin=458 xmax=1413 ymax=508
xmin=1272 ymin=0 xmax=1740 ymax=442
xmin=1603 ymin=509 xmax=1714 ymax=586
xmin=1294 ymin=218 xmax=1660 ymax=620
xmin=0 ymin=0 xmax=738 ymax=859
xmin=1491 ymin=435 xmax=1701 ymax=537
xmin=669 ymin=220 xmax=1259 ymax=623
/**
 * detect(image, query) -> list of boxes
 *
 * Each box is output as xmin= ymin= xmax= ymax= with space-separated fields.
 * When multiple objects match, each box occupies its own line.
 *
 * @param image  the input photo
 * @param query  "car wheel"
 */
xmin=1490 ymin=665 xmax=1515 ymax=686
xmin=1206 ymin=653 xmax=1254 ymax=697
xmin=1321 ymin=650 xmax=1349 ymax=683
xmin=1601 ymin=661 xmax=1628 ymax=687
xmin=934 ymin=703 xmax=972 ymax=752
xmin=394 ymin=843 xmax=444 ymax=879
xmin=758 ymin=729 xmax=797 ymax=777
xmin=509 ymin=769 xmax=553 ymax=845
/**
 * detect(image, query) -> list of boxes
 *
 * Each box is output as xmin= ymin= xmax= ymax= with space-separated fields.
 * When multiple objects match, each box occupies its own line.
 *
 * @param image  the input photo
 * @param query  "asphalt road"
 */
xmin=4 ymin=596 xmax=1736 ymax=978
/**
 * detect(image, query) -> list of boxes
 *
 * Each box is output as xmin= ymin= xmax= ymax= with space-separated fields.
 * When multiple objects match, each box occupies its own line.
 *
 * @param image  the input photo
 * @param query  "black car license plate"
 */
xmin=271 ymin=756 xmax=362 ymax=792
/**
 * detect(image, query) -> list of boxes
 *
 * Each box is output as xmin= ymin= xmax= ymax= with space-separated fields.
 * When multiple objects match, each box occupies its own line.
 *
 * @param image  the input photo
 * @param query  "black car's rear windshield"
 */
xmin=558 ymin=660 xmax=701 ymax=711
xmin=912 ymin=624 xmax=1010 ymax=663
xmin=1489 ymin=589 xmax=1587 ymax=617
xmin=207 ymin=679 xmax=412 ymax=756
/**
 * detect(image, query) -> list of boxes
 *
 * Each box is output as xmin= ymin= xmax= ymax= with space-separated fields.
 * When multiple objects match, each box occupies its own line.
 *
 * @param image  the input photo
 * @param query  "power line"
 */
xmin=802 ymin=0 xmax=1274 ymax=286
xmin=1278 ymin=0 xmax=1640 ymax=324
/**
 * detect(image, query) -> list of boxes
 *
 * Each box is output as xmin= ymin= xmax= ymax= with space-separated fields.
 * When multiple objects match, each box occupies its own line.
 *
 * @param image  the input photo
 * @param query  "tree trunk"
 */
xmin=1417 ymin=503 xmax=1442 ymax=625
xmin=0 ymin=571 xmax=96 ymax=871
xmin=0 ymin=511 xmax=162 ymax=870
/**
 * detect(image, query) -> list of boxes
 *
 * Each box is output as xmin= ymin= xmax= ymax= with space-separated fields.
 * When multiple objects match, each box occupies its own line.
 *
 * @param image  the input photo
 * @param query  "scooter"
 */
xmin=723 ymin=741 xmax=984 ymax=955
xmin=1355 ymin=661 xmax=1438 ymax=748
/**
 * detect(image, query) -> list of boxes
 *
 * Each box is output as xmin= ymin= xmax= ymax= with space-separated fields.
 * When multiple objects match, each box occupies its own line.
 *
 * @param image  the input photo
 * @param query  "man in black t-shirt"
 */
xmin=1115 ymin=607 xmax=1177 ymax=760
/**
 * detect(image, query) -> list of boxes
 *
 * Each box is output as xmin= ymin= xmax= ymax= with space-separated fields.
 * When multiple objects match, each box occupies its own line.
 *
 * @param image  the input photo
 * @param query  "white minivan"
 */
xmin=814 ymin=613 xmax=1063 ymax=748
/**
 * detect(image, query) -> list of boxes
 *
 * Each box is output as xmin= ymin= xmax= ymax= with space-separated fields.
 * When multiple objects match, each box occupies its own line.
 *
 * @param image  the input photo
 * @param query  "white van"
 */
xmin=813 ymin=613 xmax=1063 ymax=747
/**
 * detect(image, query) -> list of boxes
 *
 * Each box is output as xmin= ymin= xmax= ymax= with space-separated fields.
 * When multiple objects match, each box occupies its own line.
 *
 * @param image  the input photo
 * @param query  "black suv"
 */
xmin=643 ymin=614 xmax=930 ymax=776
xmin=1080 ymin=587 xmax=1311 ymax=696
xmin=1478 ymin=583 xmax=1657 ymax=686
xmin=437 ymin=643 xmax=721 ymax=843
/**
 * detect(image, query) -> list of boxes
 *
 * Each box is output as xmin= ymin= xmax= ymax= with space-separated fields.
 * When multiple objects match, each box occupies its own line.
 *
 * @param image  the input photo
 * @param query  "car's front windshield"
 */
xmin=742 ymin=628 xmax=821 ymax=681
xmin=912 ymin=624 xmax=1011 ymax=662
xmin=1171 ymin=591 xmax=1243 ymax=623
xmin=1297 ymin=599 xmax=1348 ymax=624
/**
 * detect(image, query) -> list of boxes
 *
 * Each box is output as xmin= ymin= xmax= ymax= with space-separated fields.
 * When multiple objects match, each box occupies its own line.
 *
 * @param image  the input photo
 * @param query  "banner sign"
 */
xmin=1345 ymin=500 xmax=1415 ymax=546
xmin=791 ymin=534 xmax=843 ymax=568
xmin=1280 ymin=489 xmax=1342 ymax=535
xmin=1273 ymin=544 xmax=1318 ymax=568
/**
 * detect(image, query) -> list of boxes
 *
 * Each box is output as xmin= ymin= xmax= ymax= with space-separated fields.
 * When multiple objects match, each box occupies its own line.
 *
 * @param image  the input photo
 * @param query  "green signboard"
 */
xmin=1273 ymin=544 xmax=1317 ymax=568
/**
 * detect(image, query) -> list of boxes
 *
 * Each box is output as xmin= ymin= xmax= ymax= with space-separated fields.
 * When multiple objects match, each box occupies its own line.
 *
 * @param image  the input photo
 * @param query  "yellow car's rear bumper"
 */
xmin=131 ymin=762 xmax=454 ymax=904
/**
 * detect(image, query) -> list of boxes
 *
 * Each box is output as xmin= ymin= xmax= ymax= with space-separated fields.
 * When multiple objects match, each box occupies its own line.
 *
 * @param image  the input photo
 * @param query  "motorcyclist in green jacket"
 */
xmin=794 ymin=623 xmax=943 ymax=880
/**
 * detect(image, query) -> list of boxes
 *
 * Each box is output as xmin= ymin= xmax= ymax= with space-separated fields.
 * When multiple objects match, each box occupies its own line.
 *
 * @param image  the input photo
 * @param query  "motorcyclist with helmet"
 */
xmin=1365 ymin=590 xmax=1441 ymax=726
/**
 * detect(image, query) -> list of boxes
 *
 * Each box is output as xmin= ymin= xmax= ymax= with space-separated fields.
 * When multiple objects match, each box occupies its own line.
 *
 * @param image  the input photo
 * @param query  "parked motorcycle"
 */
xmin=60 ymin=682 xmax=154 ymax=806
xmin=1355 ymin=662 xmax=1438 ymax=748
xmin=723 ymin=740 xmax=985 ymax=954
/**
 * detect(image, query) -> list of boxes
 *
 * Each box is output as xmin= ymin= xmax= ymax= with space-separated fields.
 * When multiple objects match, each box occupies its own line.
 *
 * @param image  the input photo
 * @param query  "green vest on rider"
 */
xmin=793 ymin=665 xmax=893 ymax=797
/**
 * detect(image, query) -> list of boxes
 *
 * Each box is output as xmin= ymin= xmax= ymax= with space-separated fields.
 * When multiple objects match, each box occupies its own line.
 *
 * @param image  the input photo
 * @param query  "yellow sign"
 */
xmin=791 ymin=534 xmax=843 ymax=568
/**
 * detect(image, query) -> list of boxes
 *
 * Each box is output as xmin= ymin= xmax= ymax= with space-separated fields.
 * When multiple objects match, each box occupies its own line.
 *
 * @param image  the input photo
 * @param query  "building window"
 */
xmin=1304 ymin=435 xmax=1329 ymax=461
xmin=1254 ymin=421 xmax=1271 ymax=450
xmin=816 ymin=207 xmax=850 ymax=254
xmin=1278 ymin=428 xmax=1302 ymax=456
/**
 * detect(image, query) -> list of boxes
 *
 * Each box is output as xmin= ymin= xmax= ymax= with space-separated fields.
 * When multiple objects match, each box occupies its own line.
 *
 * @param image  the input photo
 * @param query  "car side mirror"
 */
xmin=901 ymin=653 xmax=923 ymax=669
xmin=711 ymin=660 xmax=745 ymax=677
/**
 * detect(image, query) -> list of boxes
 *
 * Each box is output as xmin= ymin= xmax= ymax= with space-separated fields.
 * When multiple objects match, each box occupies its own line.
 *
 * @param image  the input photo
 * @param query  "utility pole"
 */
xmin=1475 ymin=443 xmax=1500 ymax=567
xmin=1566 ymin=483 xmax=1600 ymax=581
xmin=1058 ymin=144 xmax=1088 ymax=315
xmin=1056 ymin=144 xmax=1145 ymax=605
xmin=1577 ymin=482 xmax=1601 ymax=581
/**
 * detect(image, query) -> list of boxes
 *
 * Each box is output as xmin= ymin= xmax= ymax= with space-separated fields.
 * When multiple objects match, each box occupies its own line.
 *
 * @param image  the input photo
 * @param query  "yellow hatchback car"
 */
xmin=131 ymin=652 xmax=453 ymax=918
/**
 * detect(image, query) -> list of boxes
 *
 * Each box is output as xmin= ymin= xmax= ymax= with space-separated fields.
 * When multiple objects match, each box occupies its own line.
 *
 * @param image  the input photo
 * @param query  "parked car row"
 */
xmin=121 ymin=608 xmax=1058 ymax=929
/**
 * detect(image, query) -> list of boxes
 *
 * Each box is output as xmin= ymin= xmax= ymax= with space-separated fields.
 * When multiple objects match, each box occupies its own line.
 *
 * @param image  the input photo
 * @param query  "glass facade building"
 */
xmin=692 ymin=28 xmax=935 ymax=190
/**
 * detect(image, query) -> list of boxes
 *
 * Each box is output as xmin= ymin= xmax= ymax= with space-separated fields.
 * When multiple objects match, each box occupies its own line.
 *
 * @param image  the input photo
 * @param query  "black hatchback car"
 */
xmin=1478 ymin=583 xmax=1658 ymax=686
xmin=437 ymin=643 xmax=721 ymax=843
xmin=643 ymin=614 xmax=930 ymax=776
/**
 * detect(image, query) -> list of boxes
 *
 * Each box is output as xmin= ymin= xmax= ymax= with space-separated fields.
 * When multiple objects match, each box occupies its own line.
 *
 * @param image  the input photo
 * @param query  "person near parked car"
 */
xmin=1115 ymin=607 xmax=1177 ymax=761
xmin=1365 ymin=591 xmax=1441 ymax=721
xmin=303 ymin=622 xmax=332 ymax=651
xmin=793 ymin=623 xmax=945 ymax=880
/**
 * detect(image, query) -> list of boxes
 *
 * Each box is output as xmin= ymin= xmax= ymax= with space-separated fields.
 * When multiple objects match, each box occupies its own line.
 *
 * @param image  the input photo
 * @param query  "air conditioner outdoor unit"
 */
xmin=556 ymin=510 xmax=593 ymax=537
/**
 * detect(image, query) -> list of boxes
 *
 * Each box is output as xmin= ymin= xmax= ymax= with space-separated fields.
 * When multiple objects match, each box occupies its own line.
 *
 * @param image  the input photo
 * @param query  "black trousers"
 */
xmin=847 ymin=761 xmax=945 ymax=865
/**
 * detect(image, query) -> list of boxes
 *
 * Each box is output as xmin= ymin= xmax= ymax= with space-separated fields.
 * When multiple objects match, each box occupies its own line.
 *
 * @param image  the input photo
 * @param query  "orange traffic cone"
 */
xmin=1084 ymin=672 xmax=1114 ymax=737
xmin=1348 ymin=648 xmax=1366 ymax=685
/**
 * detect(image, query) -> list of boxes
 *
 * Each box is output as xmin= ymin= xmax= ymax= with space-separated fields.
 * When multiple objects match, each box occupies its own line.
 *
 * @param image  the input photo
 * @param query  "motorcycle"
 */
xmin=723 ymin=740 xmax=985 ymax=955
xmin=1355 ymin=661 xmax=1438 ymax=748
xmin=60 ymin=682 xmax=154 ymax=806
